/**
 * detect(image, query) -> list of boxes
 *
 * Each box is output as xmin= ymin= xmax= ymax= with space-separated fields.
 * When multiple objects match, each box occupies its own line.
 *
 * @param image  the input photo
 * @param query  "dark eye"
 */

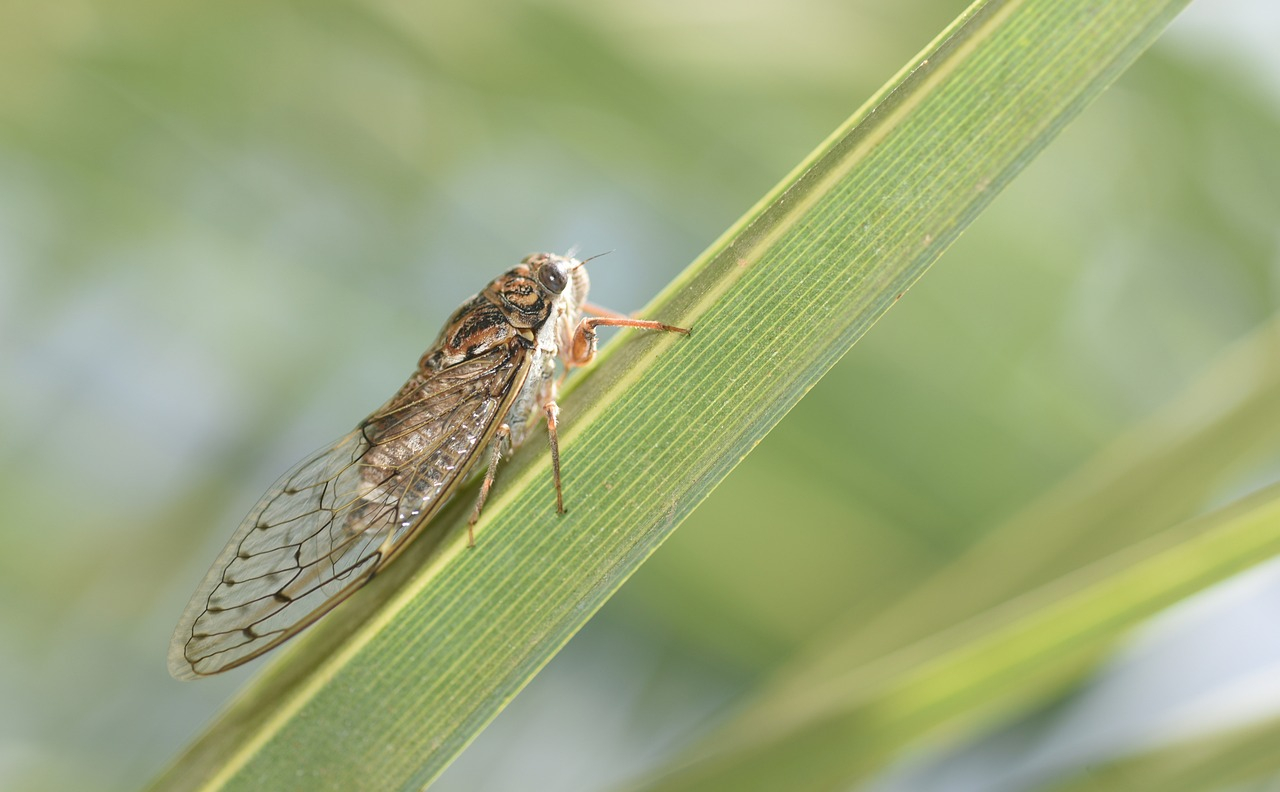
xmin=540 ymin=263 xmax=567 ymax=294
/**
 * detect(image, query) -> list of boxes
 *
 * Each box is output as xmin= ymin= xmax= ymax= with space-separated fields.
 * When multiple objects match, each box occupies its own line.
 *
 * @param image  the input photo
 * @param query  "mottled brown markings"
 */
xmin=438 ymin=298 xmax=516 ymax=363
xmin=498 ymin=278 xmax=544 ymax=315
xmin=483 ymin=267 xmax=553 ymax=329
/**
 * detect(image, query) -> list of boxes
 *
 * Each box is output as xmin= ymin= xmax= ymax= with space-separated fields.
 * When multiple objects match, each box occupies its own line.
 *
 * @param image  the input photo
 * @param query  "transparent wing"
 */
xmin=168 ymin=344 xmax=529 ymax=679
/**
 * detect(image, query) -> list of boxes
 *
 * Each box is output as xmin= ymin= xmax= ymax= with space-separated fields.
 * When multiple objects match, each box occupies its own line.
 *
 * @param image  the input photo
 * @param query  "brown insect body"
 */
xmin=168 ymin=253 xmax=686 ymax=679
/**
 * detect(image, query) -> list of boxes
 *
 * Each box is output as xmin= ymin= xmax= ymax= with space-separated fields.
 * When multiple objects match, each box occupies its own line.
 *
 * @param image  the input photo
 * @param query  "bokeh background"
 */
xmin=3 ymin=1 xmax=1280 ymax=790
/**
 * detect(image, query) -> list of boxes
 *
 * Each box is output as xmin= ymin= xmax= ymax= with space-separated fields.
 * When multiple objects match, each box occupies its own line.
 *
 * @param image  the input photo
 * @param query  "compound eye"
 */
xmin=539 ymin=262 xmax=568 ymax=294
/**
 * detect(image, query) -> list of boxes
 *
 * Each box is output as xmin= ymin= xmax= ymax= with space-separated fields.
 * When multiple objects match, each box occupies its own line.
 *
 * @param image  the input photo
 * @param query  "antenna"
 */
xmin=573 ymin=250 xmax=613 ymax=269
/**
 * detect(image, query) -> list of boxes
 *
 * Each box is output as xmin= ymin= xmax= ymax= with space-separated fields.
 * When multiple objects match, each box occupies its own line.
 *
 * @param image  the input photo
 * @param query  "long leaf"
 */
xmin=149 ymin=0 xmax=1190 ymax=788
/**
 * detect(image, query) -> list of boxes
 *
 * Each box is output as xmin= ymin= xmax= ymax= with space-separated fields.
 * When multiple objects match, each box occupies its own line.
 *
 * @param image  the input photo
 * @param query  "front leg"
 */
xmin=568 ymin=315 xmax=690 ymax=368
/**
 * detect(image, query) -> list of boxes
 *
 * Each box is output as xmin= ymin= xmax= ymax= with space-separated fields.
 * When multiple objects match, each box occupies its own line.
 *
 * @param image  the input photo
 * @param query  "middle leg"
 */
xmin=467 ymin=423 xmax=512 ymax=547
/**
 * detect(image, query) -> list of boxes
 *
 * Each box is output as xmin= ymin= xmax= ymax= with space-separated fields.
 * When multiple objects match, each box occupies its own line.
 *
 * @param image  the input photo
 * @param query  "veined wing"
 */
xmin=168 ymin=343 xmax=529 ymax=679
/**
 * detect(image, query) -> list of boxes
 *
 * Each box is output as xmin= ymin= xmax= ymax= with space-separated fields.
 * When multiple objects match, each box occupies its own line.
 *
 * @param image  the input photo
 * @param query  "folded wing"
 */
xmin=168 ymin=344 xmax=528 ymax=678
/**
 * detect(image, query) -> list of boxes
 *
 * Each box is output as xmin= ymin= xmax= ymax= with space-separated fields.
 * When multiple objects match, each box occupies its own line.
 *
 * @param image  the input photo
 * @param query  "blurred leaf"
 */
xmin=1046 ymin=716 xmax=1280 ymax=792
xmin=147 ymin=0 xmax=1191 ymax=789
xmin=772 ymin=315 xmax=1280 ymax=690
xmin=639 ymin=479 xmax=1280 ymax=792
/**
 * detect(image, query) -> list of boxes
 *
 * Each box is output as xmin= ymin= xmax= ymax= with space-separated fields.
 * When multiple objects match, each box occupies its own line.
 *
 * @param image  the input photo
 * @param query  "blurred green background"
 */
xmin=3 ymin=1 xmax=1280 ymax=790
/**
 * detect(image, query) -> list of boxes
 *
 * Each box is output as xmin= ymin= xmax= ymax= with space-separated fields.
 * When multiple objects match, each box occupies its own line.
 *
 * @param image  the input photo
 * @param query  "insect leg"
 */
xmin=569 ymin=316 xmax=690 ymax=368
xmin=467 ymin=423 xmax=512 ymax=547
xmin=544 ymin=385 xmax=564 ymax=515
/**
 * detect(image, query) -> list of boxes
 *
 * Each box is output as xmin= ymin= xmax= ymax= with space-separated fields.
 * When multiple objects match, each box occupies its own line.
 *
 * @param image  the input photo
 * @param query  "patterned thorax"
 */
xmin=426 ymin=254 xmax=587 ymax=370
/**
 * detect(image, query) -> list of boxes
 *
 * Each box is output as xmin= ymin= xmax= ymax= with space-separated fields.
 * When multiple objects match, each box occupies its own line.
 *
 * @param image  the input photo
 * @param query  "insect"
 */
xmin=168 ymin=252 xmax=689 ymax=679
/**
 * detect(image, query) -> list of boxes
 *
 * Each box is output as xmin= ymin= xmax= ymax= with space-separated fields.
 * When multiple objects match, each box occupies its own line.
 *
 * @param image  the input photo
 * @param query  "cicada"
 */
xmin=168 ymin=252 xmax=688 ymax=679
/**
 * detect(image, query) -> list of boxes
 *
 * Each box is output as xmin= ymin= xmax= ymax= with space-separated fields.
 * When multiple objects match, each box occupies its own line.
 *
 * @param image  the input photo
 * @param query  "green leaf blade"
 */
xmin=150 ymin=0 xmax=1194 ymax=789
